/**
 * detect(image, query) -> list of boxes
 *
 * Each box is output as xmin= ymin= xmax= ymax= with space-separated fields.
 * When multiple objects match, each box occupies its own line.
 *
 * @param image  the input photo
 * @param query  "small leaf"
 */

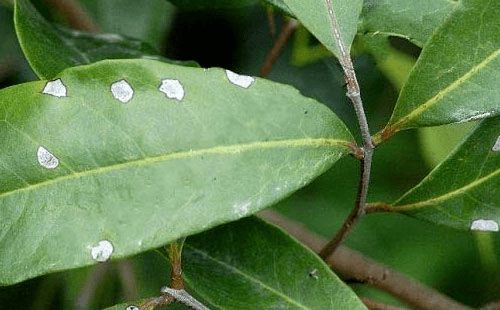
xmin=281 ymin=0 xmax=363 ymax=59
xmin=14 ymin=0 xmax=196 ymax=79
xmin=0 ymin=59 xmax=353 ymax=285
xmin=377 ymin=116 xmax=500 ymax=231
xmin=360 ymin=0 xmax=457 ymax=47
xmin=183 ymin=216 xmax=367 ymax=309
xmin=375 ymin=0 xmax=500 ymax=141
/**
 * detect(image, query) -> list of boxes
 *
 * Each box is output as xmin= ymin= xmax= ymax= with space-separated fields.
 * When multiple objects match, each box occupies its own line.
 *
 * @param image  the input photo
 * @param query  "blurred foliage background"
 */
xmin=0 ymin=0 xmax=499 ymax=309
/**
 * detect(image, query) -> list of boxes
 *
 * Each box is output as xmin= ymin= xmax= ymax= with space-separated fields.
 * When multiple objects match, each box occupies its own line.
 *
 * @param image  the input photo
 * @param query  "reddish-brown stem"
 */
xmin=365 ymin=202 xmax=395 ymax=214
xmin=259 ymin=18 xmax=299 ymax=78
xmin=258 ymin=210 xmax=472 ymax=310
xmin=361 ymin=298 xmax=411 ymax=310
xmin=45 ymin=0 xmax=100 ymax=32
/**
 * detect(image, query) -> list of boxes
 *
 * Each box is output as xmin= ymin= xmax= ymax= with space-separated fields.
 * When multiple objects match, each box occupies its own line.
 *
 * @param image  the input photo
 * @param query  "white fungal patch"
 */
xmin=159 ymin=79 xmax=185 ymax=101
xmin=125 ymin=306 xmax=139 ymax=310
xmin=234 ymin=202 xmax=251 ymax=217
xmin=492 ymin=136 xmax=500 ymax=152
xmin=470 ymin=219 xmax=499 ymax=232
xmin=42 ymin=79 xmax=67 ymax=97
xmin=308 ymin=269 xmax=320 ymax=279
xmin=88 ymin=240 xmax=114 ymax=262
xmin=459 ymin=112 xmax=493 ymax=123
xmin=37 ymin=146 xmax=59 ymax=169
xmin=110 ymin=80 xmax=134 ymax=103
xmin=225 ymin=70 xmax=254 ymax=88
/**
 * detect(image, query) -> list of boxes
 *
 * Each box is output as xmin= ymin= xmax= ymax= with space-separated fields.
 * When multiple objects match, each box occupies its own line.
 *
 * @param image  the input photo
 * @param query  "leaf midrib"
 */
xmin=393 ymin=167 xmax=500 ymax=210
xmin=0 ymin=138 xmax=349 ymax=200
xmin=390 ymin=47 xmax=500 ymax=129
xmin=184 ymin=244 xmax=311 ymax=310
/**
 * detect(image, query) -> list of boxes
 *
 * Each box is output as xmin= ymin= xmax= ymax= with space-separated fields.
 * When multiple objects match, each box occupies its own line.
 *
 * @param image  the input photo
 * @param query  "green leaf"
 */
xmin=183 ymin=216 xmax=367 ymax=309
xmin=79 ymin=0 xmax=176 ymax=51
xmin=418 ymin=122 xmax=475 ymax=168
xmin=14 ymin=0 xmax=195 ymax=79
xmin=166 ymin=0 xmax=259 ymax=10
xmin=0 ymin=59 xmax=353 ymax=285
xmin=262 ymin=0 xmax=293 ymax=16
xmin=360 ymin=0 xmax=457 ymax=47
xmin=376 ymin=115 xmax=500 ymax=231
xmin=282 ymin=0 xmax=363 ymax=59
xmin=375 ymin=0 xmax=500 ymax=140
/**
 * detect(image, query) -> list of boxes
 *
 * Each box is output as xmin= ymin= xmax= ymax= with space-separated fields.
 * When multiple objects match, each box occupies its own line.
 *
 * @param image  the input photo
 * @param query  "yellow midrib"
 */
xmin=0 ymin=138 xmax=350 ymax=200
xmin=393 ymin=167 xmax=500 ymax=210
xmin=390 ymin=47 xmax=500 ymax=130
xmin=184 ymin=244 xmax=311 ymax=309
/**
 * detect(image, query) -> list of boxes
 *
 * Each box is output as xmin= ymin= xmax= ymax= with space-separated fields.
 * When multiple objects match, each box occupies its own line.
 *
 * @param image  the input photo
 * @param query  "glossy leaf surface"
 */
xmin=0 ymin=59 xmax=353 ymax=285
xmin=183 ymin=217 xmax=367 ymax=309
xmin=376 ymin=0 xmax=500 ymax=140
xmin=282 ymin=0 xmax=363 ymax=59
xmin=379 ymin=116 xmax=500 ymax=231
xmin=14 ymin=0 xmax=194 ymax=80
xmin=360 ymin=0 xmax=456 ymax=47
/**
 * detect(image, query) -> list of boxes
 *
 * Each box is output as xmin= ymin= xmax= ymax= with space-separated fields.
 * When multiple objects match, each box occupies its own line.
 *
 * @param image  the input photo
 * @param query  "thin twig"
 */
xmin=265 ymin=5 xmax=276 ymax=37
xmin=258 ymin=210 xmax=472 ymax=310
xmin=319 ymin=0 xmax=375 ymax=260
xmin=74 ymin=263 xmax=111 ymax=310
xmin=139 ymin=295 xmax=175 ymax=310
xmin=161 ymin=288 xmax=211 ymax=310
xmin=259 ymin=18 xmax=299 ymax=78
xmin=44 ymin=0 xmax=100 ymax=32
xmin=361 ymin=298 xmax=411 ymax=310
xmin=117 ymin=260 xmax=140 ymax=301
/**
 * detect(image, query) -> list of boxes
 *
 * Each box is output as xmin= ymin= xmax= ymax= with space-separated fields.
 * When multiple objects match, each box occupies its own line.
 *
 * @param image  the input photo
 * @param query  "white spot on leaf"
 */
xmin=125 ymin=306 xmax=139 ymax=310
xmin=459 ymin=112 xmax=493 ymax=123
xmin=88 ymin=240 xmax=114 ymax=262
xmin=470 ymin=219 xmax=499 ymax=232
xmin=111 ymin=80 xmax=134 ymax=103
xmin=37 ymin=146 xmax=59 ymax=169
xmin=159 ymin=79 xmax=185 ymax=101
xmin=42 ymin=79 xmax=67 ymax=97
xmin=234 ymin=202 xmax=251 ymax=217
xmin=225 ymin=70 xmax=254 ymax=88
xmin=308 ymin=269 xmax=320 ymax=279
xmin=492 ymin=136 xmax=500 ymax=152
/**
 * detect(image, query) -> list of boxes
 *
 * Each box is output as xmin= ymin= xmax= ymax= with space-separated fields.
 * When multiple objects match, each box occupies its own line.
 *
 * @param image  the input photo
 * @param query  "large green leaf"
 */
xmin=281 ymin=0 xmax=363 ymax=59
xmin=0 ymin=59 xmax=353 ymax=285
xmin=183 ymin=216 xmax=367 ymax=309
xmin=14 ymin=0 xmax=195 ymax=80
xmin=360 ymin=0 xmax=457 ymax=47
xmin=374 ymin=116 xmax=500 ymax=231
xmin=375 ymin=0 xmax=500 ymax=141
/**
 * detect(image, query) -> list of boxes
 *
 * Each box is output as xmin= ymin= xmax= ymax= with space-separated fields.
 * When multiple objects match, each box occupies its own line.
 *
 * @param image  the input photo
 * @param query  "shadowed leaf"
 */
xmin=183 ymin=217 xmax=367 ymax=309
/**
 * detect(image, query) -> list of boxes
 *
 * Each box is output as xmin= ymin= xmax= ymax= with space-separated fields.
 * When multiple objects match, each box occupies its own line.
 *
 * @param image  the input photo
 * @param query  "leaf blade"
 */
xmin=359 ymin=0 xmax=457 ymax=47
xmin=377 ymin=0 xmax=500 ymax=139
xmin=0 ymin=59 xmax=353 ymax=285
xmin=14 ymin=0 xmax=194 ymax=79
xmin=183 ymin=216 xmax=367 ymax=309
xmin=381 ymin=116 xmax=500 ymax=231
xmin=282 ymin=0 xmax=363 ymax=59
